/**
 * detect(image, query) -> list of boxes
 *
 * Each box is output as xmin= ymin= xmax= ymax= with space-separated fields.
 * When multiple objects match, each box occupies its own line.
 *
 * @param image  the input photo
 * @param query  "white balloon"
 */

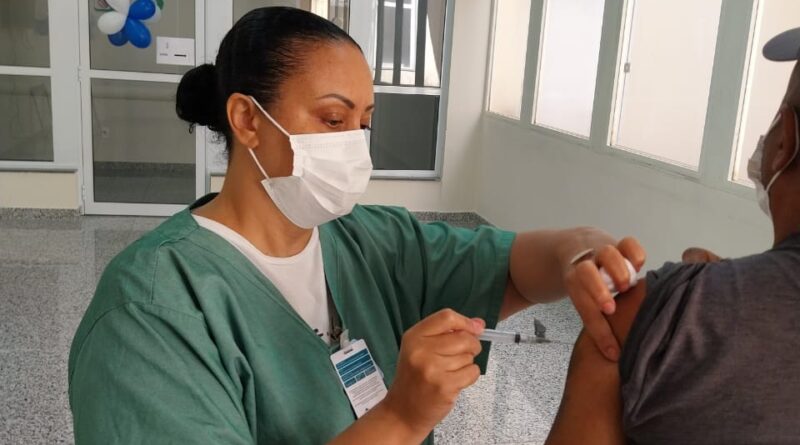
xmin=105 ymin=0 xmax=130 ymax=15
xmin=97 ymin=11 xmax=126 ymax=35
xmin=142 ymin=3 xmax=162 ymax=24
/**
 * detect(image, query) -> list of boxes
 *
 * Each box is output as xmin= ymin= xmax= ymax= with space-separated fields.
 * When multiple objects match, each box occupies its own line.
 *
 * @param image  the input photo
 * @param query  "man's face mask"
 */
xmin=747 ymin=110 xmax=800 ymax=218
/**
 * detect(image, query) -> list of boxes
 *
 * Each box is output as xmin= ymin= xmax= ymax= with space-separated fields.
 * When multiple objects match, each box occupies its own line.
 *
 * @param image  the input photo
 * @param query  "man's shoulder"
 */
xmin=609 ymin=250 xmax=777 ymax=341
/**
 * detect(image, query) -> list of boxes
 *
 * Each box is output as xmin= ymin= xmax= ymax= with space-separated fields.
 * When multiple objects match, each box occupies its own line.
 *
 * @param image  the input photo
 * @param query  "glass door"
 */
xmin=79 ymin=0 xmax=206 ymax=216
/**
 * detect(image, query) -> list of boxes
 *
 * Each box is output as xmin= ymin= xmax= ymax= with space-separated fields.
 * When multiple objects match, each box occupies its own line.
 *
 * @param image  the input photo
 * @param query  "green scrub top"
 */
xmin=68 ymin=194 xmax=515 ymax=445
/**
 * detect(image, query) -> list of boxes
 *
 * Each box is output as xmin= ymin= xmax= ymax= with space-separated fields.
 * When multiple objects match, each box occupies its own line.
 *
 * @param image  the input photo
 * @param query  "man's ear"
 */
xmin=771 ymin=106 xmax=799 ymax=171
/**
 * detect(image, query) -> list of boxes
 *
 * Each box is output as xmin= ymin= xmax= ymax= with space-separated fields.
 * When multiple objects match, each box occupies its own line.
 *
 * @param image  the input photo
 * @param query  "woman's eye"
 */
xmin=325 ymin=119 xmax=343 ymax=128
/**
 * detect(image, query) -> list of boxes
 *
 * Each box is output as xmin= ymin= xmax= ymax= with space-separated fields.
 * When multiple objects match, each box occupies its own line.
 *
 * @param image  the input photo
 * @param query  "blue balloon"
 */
xmin=123 ymin=18 xmax=151 ymax=48
xmin=128 ymin=0 xmax=156 ymax=21
xmin=108 ymin=31 xmax=128 ymax=47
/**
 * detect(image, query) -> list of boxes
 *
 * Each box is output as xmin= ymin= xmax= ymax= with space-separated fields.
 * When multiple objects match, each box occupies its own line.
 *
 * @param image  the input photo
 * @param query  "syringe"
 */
xmin=478 ymin=318 xmax=551 ymax=344
xmin=479 ymin=328 xmax=550 ymax=344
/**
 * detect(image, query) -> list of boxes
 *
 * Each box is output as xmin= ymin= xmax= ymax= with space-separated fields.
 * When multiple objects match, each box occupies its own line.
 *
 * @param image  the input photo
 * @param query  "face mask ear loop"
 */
xmin=248 ymin=95 xmax=291 ymax=138
xmin=765 ymin=110 xmax=800 ymax=193
xmin=247 ymin=147 xmax=270 ymax=181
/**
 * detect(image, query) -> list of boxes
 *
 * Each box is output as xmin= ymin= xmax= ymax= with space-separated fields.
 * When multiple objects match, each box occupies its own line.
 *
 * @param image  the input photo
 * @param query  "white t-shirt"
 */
xmin=192 ymin=215 xmax=332 ymax=344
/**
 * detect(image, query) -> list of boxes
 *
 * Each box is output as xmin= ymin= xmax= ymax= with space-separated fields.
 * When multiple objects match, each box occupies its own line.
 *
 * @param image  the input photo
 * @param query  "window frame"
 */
xmin=485 ymin=0 xmax=761 ymax=199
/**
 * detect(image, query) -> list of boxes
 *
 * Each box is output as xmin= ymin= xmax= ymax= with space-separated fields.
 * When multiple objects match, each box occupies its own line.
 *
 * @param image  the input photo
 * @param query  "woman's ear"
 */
xmin=227 ymin=93 xmax=261 ymax=149
xmin=771 ymin=106 xmax=799 ymax=171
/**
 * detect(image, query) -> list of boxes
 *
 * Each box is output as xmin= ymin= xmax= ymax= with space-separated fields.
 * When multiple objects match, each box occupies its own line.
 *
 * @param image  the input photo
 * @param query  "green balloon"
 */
xmin=156 ymin=0 xmax=164 ymax=9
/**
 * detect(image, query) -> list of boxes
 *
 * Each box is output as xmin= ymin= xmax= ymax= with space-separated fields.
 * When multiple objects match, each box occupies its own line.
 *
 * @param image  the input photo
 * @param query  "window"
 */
xmin=370 ymin=92 xmax=439 ymax=170
xmin=487 ymin=0 xmax=531 ymax=119
xmin=610 ymin=0 xmax=723 ymax=169
xmin=234 ymin=0 xmax=449 ymax=176
xmin=731 ymin=0 xmax=800 ymax=185
xmin=533 ymin=0 xmax=604 ymax=137
xmin=90 ymin=79 xmax=196 ymax=205
xmin=0 ymin=0 xmax=53 ymax=162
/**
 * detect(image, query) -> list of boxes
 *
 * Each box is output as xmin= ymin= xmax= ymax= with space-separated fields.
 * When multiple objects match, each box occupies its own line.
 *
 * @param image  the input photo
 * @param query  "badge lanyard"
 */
xmin=325 ymin=280 xmax=387 ymax=418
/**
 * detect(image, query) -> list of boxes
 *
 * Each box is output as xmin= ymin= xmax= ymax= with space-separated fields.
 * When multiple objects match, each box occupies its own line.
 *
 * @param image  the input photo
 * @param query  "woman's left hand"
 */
xmin=507 ymin=228 xmax=646 ymax=361
xmin=561 ymin=234 xmax=646 ymax=362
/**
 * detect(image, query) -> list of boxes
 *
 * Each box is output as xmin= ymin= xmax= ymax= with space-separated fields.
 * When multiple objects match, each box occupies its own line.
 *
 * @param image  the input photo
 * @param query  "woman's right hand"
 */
xmin=381 ymin=309 xmax=485 ymax=437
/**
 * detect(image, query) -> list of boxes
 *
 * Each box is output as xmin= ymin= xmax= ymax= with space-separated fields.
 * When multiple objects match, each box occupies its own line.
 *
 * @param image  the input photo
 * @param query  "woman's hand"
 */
xmin=505 ymin=227 xmax=646 ymax=362
xmin=329 ymin=309 xmax=484 ymax=444
xmin=562 ymin=235 xmax=646 ymax=362
xmin=381 ymin=309 xmax=485 ymax=438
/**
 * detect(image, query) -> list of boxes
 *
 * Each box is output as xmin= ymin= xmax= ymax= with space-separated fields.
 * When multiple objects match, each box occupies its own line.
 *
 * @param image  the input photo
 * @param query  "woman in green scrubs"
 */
xmin=68 ymin=7 xmax=645 ymax=445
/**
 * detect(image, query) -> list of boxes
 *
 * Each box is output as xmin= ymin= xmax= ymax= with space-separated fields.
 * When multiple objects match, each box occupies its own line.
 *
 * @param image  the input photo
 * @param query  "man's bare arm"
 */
xmin=545 ymin=280 xmax=648 ymax=445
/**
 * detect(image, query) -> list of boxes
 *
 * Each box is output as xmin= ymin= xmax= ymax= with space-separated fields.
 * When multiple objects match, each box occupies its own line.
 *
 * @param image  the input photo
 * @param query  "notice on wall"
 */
xmin=156 ymin=37 xmax=195 ymax=66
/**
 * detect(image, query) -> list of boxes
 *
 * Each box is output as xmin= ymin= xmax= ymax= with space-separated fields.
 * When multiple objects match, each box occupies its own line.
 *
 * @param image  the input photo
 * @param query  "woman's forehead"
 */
xmin=284 ymin=43 xmax=373 ymax=102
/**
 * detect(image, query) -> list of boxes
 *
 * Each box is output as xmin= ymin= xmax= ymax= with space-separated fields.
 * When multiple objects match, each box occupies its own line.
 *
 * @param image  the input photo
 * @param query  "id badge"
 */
xmin=330 ymin=339 xmax=388 ymax=418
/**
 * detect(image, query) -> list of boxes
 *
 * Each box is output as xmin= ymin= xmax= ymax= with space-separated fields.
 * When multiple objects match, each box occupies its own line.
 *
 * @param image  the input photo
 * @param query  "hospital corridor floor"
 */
xmin=0 ymin=212 xmax=582 ymax=445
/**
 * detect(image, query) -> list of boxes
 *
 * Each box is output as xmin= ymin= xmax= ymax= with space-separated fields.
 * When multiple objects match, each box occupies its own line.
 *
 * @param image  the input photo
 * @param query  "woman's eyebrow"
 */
xmin=316 ymin=93 xmax=374 ymax=111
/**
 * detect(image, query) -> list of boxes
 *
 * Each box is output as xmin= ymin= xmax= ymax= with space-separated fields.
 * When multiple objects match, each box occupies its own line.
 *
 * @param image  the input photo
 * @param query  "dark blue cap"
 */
xmin=764 ymin=26 xmax=800 ymax=61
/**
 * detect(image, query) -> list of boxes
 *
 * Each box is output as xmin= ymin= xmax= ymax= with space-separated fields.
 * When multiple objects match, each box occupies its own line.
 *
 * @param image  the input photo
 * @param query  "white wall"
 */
xmin=476 ymin=116 xmax=773 ymax=269
xmin=0 ymin=171 xmax=79 ymax=209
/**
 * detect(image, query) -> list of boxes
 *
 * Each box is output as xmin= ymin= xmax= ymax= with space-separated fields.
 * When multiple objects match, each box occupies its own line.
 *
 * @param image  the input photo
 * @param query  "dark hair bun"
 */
xmin=176 ymin=63 xmax=219 ymax=130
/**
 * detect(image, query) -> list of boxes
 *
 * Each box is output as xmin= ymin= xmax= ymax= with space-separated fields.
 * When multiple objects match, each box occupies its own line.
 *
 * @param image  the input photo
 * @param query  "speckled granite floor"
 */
xmin=0 ymin=211 xmax=580 ymax=445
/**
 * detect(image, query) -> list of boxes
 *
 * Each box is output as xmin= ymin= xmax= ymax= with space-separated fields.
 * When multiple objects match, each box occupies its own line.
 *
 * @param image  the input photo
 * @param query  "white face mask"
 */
xmin=748 ymin=111 xmax=800 ymax=218
xmin=246 ymin=96 xmax=373 ymax=229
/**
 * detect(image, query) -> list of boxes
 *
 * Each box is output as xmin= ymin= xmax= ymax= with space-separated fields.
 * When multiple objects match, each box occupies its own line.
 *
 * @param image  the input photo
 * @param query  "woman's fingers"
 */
xmin=618 ymin=237 xmax=647 ymax=269
xmin=414 ymin=309 xmax=484 ymax=337
xmin=596 ymin=245 xmax=632 ymax=296
xmin=574 ymin=260 xmax=615 ymax=314
xmin=569 ymin=282 xmax=621 ymax=361
xmin=447 ymin=364 xmax=481 ymax=390
xmin=441 ymin=353 xmax=479 ymax=372
xmin=428 ymin=331 xmax=483 ymax=357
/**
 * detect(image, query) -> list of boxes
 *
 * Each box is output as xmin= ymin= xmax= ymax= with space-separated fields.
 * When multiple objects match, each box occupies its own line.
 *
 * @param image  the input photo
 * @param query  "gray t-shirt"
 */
xmin=620 ymin=233 xmax=800 ymax=445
